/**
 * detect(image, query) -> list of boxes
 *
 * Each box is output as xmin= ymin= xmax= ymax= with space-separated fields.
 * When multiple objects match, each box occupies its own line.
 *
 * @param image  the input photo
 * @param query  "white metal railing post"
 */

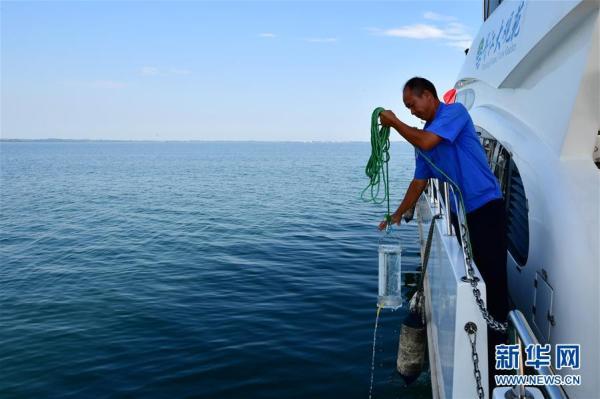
xmin=507 ymin=310 xmax=569 ymax=399
xmin=443 ymin=182 xmax=453 ymax=236
xmin=434 ymin=179 xmax=437 ymax=205
xmin=516 ymin=336 xmax=526 ymax=398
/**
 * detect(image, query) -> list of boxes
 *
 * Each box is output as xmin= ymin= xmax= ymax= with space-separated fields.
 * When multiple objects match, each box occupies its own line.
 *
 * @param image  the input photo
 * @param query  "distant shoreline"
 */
xmin=0 ymin=138 xmax=378 ymax=143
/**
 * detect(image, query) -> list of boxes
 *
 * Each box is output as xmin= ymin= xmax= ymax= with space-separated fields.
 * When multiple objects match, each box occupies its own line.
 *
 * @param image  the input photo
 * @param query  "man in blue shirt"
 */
xmin=378 ymin=77 xmax=508 ymax=389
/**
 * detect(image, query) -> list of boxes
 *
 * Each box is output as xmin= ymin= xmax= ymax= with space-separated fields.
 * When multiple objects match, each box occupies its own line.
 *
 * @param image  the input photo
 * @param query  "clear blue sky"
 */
xmin=1 ymin=1 xmax=482 ymax=141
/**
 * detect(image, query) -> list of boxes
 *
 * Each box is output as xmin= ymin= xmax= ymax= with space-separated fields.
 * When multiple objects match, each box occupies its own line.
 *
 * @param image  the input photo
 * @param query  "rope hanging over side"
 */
xmin=416 ymin=148 xmax=508 ymax=333
xmin=415 ymin=148 xmax=473 ymax=258
xmin=409 ymin=214 xmax=441 ymax=320
xmin=361 ymin=107 xmax=392 ymax=221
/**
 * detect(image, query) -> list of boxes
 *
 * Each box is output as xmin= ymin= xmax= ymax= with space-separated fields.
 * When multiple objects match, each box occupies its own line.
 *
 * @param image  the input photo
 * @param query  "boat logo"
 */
xmin=475 ymin=1 xmax=525 ymax=70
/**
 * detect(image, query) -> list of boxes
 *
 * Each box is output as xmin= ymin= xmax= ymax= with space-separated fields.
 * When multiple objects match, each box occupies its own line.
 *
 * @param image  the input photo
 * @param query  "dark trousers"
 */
xmin=451 ymin=199 xmax=508 ymax=390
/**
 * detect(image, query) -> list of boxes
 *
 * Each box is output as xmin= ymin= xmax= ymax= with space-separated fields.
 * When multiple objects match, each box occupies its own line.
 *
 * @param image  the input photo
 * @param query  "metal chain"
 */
xmin=417 ymin=149 xmax=509 ymax=332
xmin=460 ymin=222 xmax=508 ymax=333
xmin=465 ymin=322 xmax=485 ymax=399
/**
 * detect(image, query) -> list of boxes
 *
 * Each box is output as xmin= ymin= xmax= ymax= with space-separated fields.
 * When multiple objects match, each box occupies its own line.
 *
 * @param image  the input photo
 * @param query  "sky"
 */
xmin=1 ymin=1 xmax=482 ymax=141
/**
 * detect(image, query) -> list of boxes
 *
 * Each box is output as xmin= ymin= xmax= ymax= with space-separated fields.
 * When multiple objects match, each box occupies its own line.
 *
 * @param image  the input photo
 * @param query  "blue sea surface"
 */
xmin=0 ymin=141 xmax=431 ymax=399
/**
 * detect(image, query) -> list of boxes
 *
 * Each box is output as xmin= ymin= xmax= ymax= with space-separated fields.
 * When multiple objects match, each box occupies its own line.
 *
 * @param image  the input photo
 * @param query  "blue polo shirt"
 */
xmin=414 ymin=102 xmax=502 ymax=213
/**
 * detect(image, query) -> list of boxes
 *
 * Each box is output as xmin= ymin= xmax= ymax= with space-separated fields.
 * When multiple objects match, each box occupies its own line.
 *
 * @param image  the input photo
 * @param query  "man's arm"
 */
xmin=394 ymin=178 xmax=428 ymax=217
xmin=379 ymin=178 xmax=428 ymax=230
xmin=390 ymin=119 xmax=442 ymax=151
xmin=379 ymin=111 xmax=442 ymax=151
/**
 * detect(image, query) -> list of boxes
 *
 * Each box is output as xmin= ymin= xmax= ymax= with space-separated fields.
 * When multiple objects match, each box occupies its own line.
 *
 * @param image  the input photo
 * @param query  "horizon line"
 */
xmin=0 ymin=138 xmax=410 ymax=144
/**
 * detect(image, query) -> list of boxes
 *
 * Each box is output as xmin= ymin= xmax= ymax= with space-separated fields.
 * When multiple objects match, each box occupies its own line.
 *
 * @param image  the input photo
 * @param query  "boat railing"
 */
xmin=508 ymin=310 xmax=569 ymax=399
xmin=426 ymin=178 xmax=473 ymax=281
xmin=427 ymin=179 xmax=569 ymax=399
xmin=427 ymin=178 xmax=456 ymax=234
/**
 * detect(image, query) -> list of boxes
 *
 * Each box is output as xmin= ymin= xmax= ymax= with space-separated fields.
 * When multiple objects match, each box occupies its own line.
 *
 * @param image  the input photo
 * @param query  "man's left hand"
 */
xmin=379 ymin=110 xmax=399 ymax=127
xmin=378 ymin=212 xmax=402 ymax=231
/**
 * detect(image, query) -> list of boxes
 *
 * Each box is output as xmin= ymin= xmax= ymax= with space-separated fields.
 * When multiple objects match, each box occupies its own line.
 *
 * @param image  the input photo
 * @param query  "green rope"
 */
xmin=361 ymin=107 xmax=392 ymax=222
xmin=415 ymin=149 xmax=474 ymax=261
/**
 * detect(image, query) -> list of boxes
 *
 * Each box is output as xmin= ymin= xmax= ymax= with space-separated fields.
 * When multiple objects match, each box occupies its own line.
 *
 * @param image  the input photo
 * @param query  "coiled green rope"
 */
xmin=361 ymin=107 xmax=392 ymax=222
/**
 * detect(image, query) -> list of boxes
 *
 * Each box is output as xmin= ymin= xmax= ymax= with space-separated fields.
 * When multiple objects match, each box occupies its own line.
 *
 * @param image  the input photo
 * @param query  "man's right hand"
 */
xmin=379 ymin=110 xmax=399 ymax=128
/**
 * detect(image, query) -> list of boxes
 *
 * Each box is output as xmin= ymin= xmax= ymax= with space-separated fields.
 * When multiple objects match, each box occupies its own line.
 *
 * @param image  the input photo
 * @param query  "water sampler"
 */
xmin=363 ymin=108 xmax=428 ymax=394
xmin=377 ymin=243 xmax=403 ymax=310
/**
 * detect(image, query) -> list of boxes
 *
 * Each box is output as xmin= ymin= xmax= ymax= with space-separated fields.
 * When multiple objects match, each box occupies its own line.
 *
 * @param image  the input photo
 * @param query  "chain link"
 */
xmin=465 ymin=322 xmax=485 ymax=399
xmin=460 ymin=222 xmax=508 ymax=333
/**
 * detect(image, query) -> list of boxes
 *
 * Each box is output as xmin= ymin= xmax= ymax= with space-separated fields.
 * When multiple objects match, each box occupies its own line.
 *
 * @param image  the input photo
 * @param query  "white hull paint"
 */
xmin=423 ymin=1 xmax=599 ymax=397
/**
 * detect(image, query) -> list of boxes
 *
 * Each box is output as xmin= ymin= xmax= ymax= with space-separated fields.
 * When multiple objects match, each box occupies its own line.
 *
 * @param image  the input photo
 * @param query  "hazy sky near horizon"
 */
xmin=2 ymin=1 xmax=482 ymax=141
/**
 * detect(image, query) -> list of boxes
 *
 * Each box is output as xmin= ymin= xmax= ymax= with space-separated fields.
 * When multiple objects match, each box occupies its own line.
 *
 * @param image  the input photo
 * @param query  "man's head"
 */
xmin=403 ymin=77 xmax=440 ymax=122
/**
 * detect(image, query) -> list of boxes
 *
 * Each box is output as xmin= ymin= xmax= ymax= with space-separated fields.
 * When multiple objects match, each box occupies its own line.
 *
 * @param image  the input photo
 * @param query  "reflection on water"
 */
xmin=0 ymin=141 xmax=431 ymax=398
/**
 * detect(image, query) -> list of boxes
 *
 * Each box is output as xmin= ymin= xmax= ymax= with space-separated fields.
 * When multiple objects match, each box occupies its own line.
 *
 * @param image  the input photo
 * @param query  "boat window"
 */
xmin=478 ymin=130 xmax=529 ymax=266
xmin=484 ymin=0 xmax=503 ymax=21
xmin=455 ymin=89 xmax=475 ymax=110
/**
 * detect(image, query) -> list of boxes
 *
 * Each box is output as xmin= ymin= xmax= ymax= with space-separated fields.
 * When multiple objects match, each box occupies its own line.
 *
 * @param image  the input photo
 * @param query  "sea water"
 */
xmin=0 ymin=141 xmax=431 ymax=398
xmin=369 ymin=306 xmax=383 ymax=399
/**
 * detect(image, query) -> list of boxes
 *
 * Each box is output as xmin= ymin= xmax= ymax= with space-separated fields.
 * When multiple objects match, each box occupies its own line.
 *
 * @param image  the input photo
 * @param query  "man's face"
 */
xmin=403 ymin=88 xmax=435 ymax=122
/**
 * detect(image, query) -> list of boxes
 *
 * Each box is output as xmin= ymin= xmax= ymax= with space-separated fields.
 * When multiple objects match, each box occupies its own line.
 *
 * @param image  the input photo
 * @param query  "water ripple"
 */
xmin=0 ymin=141 xmax=430 ymax=399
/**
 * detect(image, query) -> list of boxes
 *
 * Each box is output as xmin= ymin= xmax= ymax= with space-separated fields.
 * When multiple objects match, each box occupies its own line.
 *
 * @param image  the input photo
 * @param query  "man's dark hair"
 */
xmin=403 ymin=77 xmax=438 ymax=99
